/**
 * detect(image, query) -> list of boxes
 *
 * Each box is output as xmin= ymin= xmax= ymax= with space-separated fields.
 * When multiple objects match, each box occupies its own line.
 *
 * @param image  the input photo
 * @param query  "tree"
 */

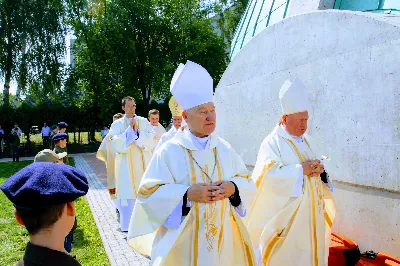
xmin=0 ymin=0 xmax=67 ymax=105
xmin=213 ymin=0 xmax=249 ymax=46
xmin=64 ymin=0 xmax=227 ymax=132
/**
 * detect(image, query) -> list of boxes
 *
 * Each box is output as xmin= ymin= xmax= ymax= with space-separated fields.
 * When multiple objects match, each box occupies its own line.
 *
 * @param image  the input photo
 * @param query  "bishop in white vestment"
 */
xmin=154 ymin=96 xmax=186 ymax=152
xmin=247 ymin=78 xmax=337 ymax=266
xmin=127 ymin=61 xmax=257 ymax=266
xmin=109 ymin=97 xmax=154 ymax=231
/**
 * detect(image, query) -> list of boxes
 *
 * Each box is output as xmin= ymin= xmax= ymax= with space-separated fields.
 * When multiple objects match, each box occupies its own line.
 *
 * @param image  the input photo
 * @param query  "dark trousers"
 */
xmin=0 ymin=137 xmax=3 ymax=157
xmin=64 ymin=230 xmax=74 ymax=253
xmin=43 ymin=136 xmax=50 ymax=148
xmin=11 ymin=147 xmax=19 ymax=162
xmin=64 ymin=217 xmax=77 ymax=253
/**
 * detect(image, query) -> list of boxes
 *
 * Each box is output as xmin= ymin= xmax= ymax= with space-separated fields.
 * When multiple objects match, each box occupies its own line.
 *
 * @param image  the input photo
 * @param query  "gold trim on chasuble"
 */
xmin=285 ymin=138 xmax=323 ymax=266
xmin=255 ymin=160 xmax=277 ymax=188
xmin=125 ymin=119 xmax=137 ymax=197
xmin=138 ymin=184 xmax=162 ymax=198
xmin=188 ymin=149 xmax=200 ymax=266
xmin=188 ymin=149 xmax=221 ymax=255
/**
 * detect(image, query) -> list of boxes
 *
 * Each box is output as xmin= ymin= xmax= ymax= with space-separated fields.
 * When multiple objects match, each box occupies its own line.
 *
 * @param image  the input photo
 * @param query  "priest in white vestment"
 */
xmin=127 ymin=61 xmax=258 ymax=266
xmin=247 ymin=78 xmax=337 ymax=266
xmin=148 ymin=109 xmax=167 ymax=149
xmin=96 ymin=113 xmax=124 ymax=200
xmin=108 ymin=96 xmax=154 ymax=232
xmin=143 ymin=109 xmax=166 ymax=165
xmin=154 ymin=96 xmax=186 ymax=152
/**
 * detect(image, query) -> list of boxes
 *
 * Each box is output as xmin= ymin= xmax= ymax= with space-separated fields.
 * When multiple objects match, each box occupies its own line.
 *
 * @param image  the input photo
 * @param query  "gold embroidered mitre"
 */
xmin=169 ymin=96 xmax=183 ymax=117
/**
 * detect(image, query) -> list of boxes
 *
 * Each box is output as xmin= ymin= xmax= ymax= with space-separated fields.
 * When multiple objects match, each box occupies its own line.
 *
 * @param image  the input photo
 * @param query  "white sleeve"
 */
xmin=291 ymin=164 xmax=304 ymax=197
xmin=125 ymin=127 xmax=139 ymax=146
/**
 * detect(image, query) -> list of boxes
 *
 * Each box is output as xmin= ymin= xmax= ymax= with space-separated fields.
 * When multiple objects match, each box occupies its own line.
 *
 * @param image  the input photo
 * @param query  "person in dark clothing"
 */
xmin=10 ymin=128 xmax=20 ymax=162
xmin=0 ymin=163 xmax=89 ymax=266
xmin=0 ymin=124 xmax=4 ymax=158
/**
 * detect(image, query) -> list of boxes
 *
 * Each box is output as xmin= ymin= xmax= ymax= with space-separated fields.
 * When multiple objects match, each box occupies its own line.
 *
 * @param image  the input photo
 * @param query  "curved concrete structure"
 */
xmin=215 ymin=10 xmax=400 ymax=255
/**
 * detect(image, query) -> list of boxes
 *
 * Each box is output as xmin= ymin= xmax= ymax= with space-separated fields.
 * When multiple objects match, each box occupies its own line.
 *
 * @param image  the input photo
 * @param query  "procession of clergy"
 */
xmin=96 ymin=60 xmax=337 ymax=266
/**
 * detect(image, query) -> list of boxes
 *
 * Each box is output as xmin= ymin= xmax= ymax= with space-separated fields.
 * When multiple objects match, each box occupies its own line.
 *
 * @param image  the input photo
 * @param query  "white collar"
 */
xmin=279 ymin=125 xmax=304 ymax=143
xmin=189 ymin=130 xmax=210 ymax=150
xmin=174 ymin=127 xmax=217 ymax=151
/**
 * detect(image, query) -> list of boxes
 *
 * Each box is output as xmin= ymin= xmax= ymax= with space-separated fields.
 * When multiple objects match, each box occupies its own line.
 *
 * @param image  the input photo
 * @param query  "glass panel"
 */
xmin=254 ymin=17 xmax=267 ymax=35
xmin=231 ymin=0 xmax=255 ymax=51
xmin=267 ymin=2 xmax=287 ymax=26
xmin=247 ymin=0 xmax=266 ymax=37
xmin=241 ymin=31 xmax=255 ymax=49
xmin=381 ymin=0 xmax=400 ymax=9
xmin=271 ymin=0 xmax=287 ymax=10
xmin=258 ymin=0 xmax=274 ymax=24
xmin=334 ymin=0 xmax=379 ymax=11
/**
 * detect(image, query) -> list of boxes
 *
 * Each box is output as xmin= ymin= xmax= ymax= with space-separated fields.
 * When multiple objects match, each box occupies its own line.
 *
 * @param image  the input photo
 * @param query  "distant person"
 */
xmin=50 ymin=125 xmax=59 ymax=150
xmin=41 ymin=123 xmax=51 ymax=148
xmin=154 ymin=96 xmax=185 ymax=152
xmin=148 ymin=109 xmax=166 ymax=147
xmin=34 ymin=149 xmax=67 ymax=164
xmin=53 ymin=133 xmax=69 ymax=165
xmin=0 ymin=124 xmax=4 ymax=157
xmin=12 ymin=123 xmax=23 ymax=137
xmin=9 ymin=128 xmax=21 ymax=162
xmin=1 ymin=162 xmax=89 ymax=266
xmin=97 ymin=113 xmax=124 ymax=199
xmin=57 ymin=122 xmax=68 ymax=133
xmin=57 ymin=122 xmax=69 ymax=152
xmin=101 ymin=126 xmax=109 ymax=140
xmin=145 ymin=109 xmax=166 ymax=164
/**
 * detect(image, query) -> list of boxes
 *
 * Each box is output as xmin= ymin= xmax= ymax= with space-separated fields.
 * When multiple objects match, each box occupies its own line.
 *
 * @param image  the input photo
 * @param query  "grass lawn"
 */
xmin=0 ymin=158 xmax=110 ymax=266
xmin=25 ymin=132 xmax=102 ymax=145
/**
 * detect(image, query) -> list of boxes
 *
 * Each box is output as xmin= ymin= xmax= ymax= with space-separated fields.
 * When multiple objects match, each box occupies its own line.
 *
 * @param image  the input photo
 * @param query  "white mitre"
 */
xmin=279 ymin=78 xmax=309 ymax=115
xmin=170 ymin=60 xmax=213 ymax=111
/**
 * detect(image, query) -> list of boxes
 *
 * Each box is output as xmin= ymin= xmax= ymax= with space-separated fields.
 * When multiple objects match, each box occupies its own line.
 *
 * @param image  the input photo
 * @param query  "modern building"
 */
xmin=230 ymin=0 xmax=400 ymax=58
xmin=215 ymin=0 xmax=400 ymax=257
xmin=69 ymin=38 xmax=76 ymax=67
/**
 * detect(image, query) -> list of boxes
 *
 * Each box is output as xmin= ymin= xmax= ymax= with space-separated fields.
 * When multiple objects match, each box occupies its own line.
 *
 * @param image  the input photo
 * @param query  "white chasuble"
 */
xmin=109 ymin=115 xmax=153 ymax=202
xmin=247 ymin=126 xmax=337 ymax=266
xmin=154 ymin=126 xmax=186 ymax=152
xmin=96 ymin=133 xmax=117 ymax=197
xmin=127 ymin=129 xmax=258 ymax=266
xmin=143 ymin=123 xmax=167 ymax=165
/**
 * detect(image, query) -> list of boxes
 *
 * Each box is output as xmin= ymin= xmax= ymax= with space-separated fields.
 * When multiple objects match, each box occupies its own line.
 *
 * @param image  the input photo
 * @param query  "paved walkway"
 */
xmin=74 ymin=156 xmax=149 ymax=266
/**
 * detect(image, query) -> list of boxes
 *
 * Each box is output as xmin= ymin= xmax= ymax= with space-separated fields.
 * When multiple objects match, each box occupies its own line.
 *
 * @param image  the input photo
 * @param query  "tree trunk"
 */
xmin=3 ymin=41 xmax=13 ymax=105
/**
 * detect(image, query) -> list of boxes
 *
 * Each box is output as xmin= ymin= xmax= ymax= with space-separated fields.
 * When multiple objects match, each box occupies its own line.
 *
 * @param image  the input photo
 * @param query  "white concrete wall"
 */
xmin=216 ymin=10 xmax=400 ymax=192
xmin=286 ymin=0 xmax=323 ymax=17
xmin=215 ymin=10 xmax=400 ymax=254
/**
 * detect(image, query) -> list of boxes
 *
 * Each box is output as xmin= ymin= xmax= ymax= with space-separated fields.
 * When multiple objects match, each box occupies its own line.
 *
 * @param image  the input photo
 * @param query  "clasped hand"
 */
xmin=187 ymin=181 xmax=235 ymax=203
xmin=130 ymin=119 xmax=138 ymax=132
xmin=302 ymin=159 xmax=324 ymax=177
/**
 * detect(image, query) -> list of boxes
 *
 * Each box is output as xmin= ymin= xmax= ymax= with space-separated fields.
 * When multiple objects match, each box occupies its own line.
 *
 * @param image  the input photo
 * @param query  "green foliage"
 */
xmin=213 ymin=0 xmax=249 ymax=47
xmin=1 ymin=0 xmax=238 ymax=130
xmin=0 ymin=0 xmax=67 ymax=104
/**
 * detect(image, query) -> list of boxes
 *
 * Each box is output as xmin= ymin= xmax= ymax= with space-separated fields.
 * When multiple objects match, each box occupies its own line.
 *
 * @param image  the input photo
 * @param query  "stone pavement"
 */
xmin=74 ymin=155 xmax=150 ymax=266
